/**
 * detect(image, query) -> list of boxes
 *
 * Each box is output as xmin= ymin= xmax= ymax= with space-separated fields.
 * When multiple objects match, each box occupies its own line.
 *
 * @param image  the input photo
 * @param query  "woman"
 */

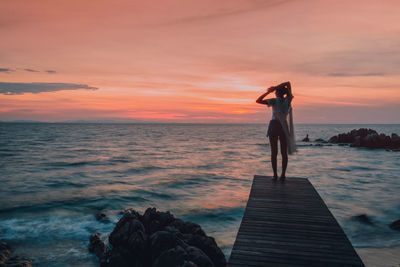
xmin=256 ymin=81 xmax=296 ymax=180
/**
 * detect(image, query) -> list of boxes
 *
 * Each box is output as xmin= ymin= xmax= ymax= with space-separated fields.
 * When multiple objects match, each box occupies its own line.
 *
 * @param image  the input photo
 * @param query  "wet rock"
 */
xmin=302 ymin=134 xmax=309 ymax=142
xmin=150 ymin=231 xmax=180 ymax=261
xmin=352 ymin=214 xmax=374 ymax=225
xmin=89 ymin=233 xmax=109 ymax=265
xmin=1 ymin=256 xmax=33 ymax=267
xmin=315 ymin=138 xmax=326 ymax=143
xmin=182 ymin=261 xmax=198 ymax=267
xmin=178 ymin=222 xmax=206 ymax=237
xmin=0 ymin=242 xmax=11 ymax=264
xmin=389 ymin=219 xmax=400 ymax=231
xmin=89 ymin=207 xmax=226 ymax=267
xmin=0 ymin=242 xmax=32 ymax=267
xmin=95 ymin=212 xmax=110 ymax=223
xmin=153 ymin=245 xmax=187 ymax=267
xmin=186 ymin=235 xmax=226 ymax=267
xmin=109 ymin=211 xmax=145 ymax=250
xmin=185 ymin=246 xmax=214 ymax=267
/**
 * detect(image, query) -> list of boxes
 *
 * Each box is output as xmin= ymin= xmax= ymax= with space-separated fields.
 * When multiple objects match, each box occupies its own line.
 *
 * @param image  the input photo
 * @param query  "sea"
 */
xmin=0 ymin=123 xmax=399 ymax=266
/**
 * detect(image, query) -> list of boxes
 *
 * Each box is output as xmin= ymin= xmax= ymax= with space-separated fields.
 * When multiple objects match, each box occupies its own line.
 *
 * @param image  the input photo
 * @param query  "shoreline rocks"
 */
xmin=0 ymin=242 xmax=33 ymax=267
xmin=328 ymin=128 xmax=400 ymax=150
xmin=89 ymin=207 xmax=227 ymax=267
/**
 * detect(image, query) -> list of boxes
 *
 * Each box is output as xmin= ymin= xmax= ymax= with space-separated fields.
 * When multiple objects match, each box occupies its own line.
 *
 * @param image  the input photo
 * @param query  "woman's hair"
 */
xmin=276 ymin=86 xmax=288 ymax=98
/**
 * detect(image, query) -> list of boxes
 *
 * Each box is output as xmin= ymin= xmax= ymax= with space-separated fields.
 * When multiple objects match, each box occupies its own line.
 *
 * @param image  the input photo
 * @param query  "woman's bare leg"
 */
xmin=280 ymin=136 xmax=288 ymax=179
xmin=269 ymin=136 xmax=278 ymax=179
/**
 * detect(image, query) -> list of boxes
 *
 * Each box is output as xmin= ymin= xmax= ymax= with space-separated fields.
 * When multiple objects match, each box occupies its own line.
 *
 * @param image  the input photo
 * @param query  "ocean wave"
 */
xmin=125 ymin=165 xmax=166 ymax=174
xmin=0 ymin=196 xmax=113 ymax=215
xmin=45 ymin=161 xmax=99 ymax=167
xmin=180 ymin=206 xmax=245 ymax=223
xmin=160 ymin=173 xmax=231 ymax=189
xmin=46 ymin=181 xmax=88 ymax=188
xmin=0 ymin=214 xmax=114 ymax=241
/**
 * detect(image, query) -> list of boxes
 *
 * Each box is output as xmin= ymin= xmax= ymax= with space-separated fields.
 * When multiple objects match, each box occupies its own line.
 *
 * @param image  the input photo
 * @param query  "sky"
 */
xmin=1 ymin=0 xmax=399 ymax=123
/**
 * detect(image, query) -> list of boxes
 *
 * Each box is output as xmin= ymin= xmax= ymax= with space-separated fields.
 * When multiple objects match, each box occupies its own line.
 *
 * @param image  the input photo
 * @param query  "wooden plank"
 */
xmin=228 ymin=175 xmax=365 ymax=267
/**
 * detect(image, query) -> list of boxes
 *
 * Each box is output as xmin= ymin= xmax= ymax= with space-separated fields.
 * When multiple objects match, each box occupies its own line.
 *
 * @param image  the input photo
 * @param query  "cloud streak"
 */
xmin=0 ymin=82 xmax=98 ymax=95
xmin=24 ymin=68 xmax=40 ymax=72
xmin=0 ymin=68 xmax=12 ymax=73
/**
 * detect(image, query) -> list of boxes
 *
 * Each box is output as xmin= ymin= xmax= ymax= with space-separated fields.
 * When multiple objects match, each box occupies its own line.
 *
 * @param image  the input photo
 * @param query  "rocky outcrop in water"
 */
xmin=352 ymin=214 xmax=374 ymax=225
xmin=89 ymin=207 xmax=227 ymax=267
xmin=0 ymin=242 xmax=33 ymax=267
xmin=328 ymin=128 xmax=400 ymax=150
xmin=389 ymin=219 xmax=400 ymax=231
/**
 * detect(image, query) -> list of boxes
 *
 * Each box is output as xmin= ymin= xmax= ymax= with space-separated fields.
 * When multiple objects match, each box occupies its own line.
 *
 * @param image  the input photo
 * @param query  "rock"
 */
xmin=315 ymin=138 xmax=326 ymax=142
xmin=0 ymin=242 xmax=32 ymax=267
xmin=389 ymin=219 xmax=400 ymax=231
xmin=89 ymin=208 xmax=226 ymax=267
xmin=352 ymin=214 xmax=374 ymax=225
xmin=150 ymin=231 xmax=180 ymax=261
xmin=153 ymin=245 xmax=187 ymax=267
xmin=109 ymin=211 xmax=145 ymax=250
xmin=182 ymin=261 xmax=198 ymax=267
xmin=302 ymin=134 xmax=309 ymax=142
xmin=329 ymin=128 xmax=400 ymax=150
xmin=186 ymin=235 xmax=226 ymax=267
xmin=0 ymin=242 xmax=11 ymax=264
xmin=95 ymin=213 xmax=110 ymax=223
xmin=179 ymin=222 xmax=206 ymax=237
xmin=89 ymin=233 xmax=109 ymax=265
xmin=185 ymin=246 xmax=214 ymax=267
xmin=328 ymin=135 xmax=338 ymax=143
xmin=1 ymin=256 xmax=33 ymax=267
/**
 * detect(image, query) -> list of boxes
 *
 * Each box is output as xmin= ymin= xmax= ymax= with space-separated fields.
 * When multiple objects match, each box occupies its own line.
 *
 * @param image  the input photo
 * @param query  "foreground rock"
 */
xmin=0 ymin=242 xmax=33 ymax=267
xmin=351 ymin=214 xmax=374 ymax=225
xmin=89 ymin=207 xmax=227 ymax=267
xmin=389 ymin=219 xmax=400 ymax=231
xmin=328 ymin=128 xmax=400 ymax=150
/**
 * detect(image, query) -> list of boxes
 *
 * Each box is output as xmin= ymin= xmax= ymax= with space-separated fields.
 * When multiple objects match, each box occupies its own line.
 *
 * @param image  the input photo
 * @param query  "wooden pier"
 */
xmin=228 ymin=175 xmax=365 ymax=267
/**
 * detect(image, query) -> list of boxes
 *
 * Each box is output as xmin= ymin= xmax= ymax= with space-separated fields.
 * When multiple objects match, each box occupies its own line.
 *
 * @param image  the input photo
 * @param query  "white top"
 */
xmin=266 ymin=95 xmax=293 ymax=120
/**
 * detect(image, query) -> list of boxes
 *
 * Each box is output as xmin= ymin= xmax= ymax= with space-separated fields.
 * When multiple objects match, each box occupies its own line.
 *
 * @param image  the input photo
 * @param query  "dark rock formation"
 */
xmin=0 ymin=242 xmax=11 ymax=265
xmin=95 ymin=212 xmax=110 ymax=224
xmin=0 ymin=242 xmax=33 ymax=267
xmin=89 ymin=207 xmax=226 ymax=267
xmin=89 ymin=233 xmax=110 ymax=266
xmin=314 ymin=138 xmax=327 ymax=143
xmin=302 ymin=134 xmax=309 ymax=142
xmin=328 ymin=128 xmax=400 ymax=150
xmin=352 ymin=214 xmax=374 ymax=225
xmin=389 ymin=219 xmax=400 ymax=231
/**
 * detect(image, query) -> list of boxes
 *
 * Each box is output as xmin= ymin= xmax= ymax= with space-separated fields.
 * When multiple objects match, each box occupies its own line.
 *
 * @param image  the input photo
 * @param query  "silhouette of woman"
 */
xmin=256 ymin=81 xmax=296 ymax=180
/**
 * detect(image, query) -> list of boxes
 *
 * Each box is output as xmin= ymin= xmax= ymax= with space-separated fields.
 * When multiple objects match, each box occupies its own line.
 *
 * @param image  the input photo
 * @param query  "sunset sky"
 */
xmin=1 ymin=0 xmax=399 ymax=123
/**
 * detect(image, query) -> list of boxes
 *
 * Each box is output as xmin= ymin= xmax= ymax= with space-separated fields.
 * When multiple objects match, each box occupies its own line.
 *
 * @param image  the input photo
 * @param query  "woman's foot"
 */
xmin=272 ymin=174 xmax=278 ymax=180
xmin=280 ymin=174 xmax=286 ymax=181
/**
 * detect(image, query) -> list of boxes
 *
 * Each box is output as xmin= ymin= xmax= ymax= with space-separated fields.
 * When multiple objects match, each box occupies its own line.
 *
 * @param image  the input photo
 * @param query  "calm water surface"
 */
xmin=0 ymin=123 xmax=399 ymax=266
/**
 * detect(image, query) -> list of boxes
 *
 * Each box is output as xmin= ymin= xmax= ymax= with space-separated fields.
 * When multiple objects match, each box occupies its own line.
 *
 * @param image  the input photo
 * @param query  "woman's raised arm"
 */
xmin=256 ymin=87 xmax=275 ymax=105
